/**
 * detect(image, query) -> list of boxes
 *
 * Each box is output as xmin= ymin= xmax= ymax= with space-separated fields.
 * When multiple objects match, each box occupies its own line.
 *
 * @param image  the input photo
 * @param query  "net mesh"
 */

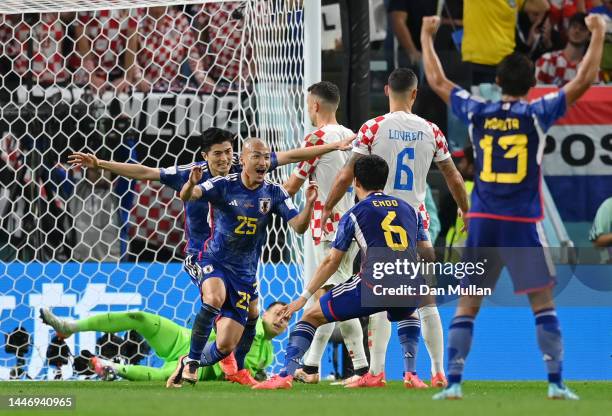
xmin=0 ymin=0 xmax=306 ymax=380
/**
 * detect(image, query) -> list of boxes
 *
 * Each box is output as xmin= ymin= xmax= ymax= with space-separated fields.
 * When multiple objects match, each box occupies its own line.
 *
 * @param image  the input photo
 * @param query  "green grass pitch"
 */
xmin=1 ymin=381 xmax=610 ymax=416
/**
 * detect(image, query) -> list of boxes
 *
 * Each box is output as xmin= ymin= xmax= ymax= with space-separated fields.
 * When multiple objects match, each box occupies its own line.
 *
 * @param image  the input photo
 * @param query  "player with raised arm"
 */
xmin=321 ymin=69 xmax=469 ymax=388
xmin=169 ymin=138 xmax=316 ymax=388
xmin=283 ymin=81 xmax=369 ymax=384
xmin=420 ymin=14 xmax=606 ymax=400
xmin=67 ymin=128 xmax=348 ymax=385
xmin=253 ymin=155 xmax=424 ymax=390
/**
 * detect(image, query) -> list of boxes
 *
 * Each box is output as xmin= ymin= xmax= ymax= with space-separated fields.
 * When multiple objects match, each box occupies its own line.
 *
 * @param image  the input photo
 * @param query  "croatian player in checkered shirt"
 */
xmin=282 ymin=82 xmax=369 ymax=386
xmin=322 ymin=69 xmax=469 ymax=389
xmin=421 ymin=14 xmax=605 ymax=400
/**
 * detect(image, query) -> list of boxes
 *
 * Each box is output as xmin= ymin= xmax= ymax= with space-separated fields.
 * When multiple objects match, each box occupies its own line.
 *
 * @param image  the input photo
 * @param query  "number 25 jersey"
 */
xmin=450 ymin=87 xmax=567 ymax=222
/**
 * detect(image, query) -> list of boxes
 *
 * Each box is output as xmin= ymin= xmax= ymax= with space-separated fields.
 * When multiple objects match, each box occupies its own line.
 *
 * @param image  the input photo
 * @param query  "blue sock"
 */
xmin=200 ymin=341 xmax=229 ymax=366
xmin=235 ymin=317 xmax=258 ymax=370
xmin=280 ymin=321 xmax=316 ymax=377
xmin=188 ymin=303 xmax=220 ymax=361
xmin=447 ymin=315 xmax=475 ymax=385
xmin=535 ymin=308 xmax=563 ymax=387
xmin=397 ymin=317 xmax=420 ymax=375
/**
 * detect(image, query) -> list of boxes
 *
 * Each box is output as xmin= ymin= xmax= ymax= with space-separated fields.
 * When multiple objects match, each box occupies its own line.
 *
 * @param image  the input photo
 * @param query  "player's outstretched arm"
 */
xmin=283 ymin=249 xmax=344 ymax=319
xmin=563 ymin=14 xmax=606 ymax=107
xmin=288 ymin=181 xmax=318 ymax=234
xmin=436 ymin=158 xmax=470 ymax=231
xmin=420 ymin=16 xmax=458 ymax=104
xmin=179 ymin=166 xmax=204 ymax=201
xmin=68 ymin=152 xmax=161 ymax=181
xmin=275 ymin=135 xmax=354 ymax=166
xmin=282 ymin=173 xmax=306 ymax=197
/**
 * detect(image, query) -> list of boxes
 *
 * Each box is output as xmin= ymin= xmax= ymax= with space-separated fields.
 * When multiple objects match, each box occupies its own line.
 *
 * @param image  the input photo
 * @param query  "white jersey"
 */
xmin=353 ymin=111 xmax=450 ymax=209
xmin=293 ymin=124 xmax=354 ymax=243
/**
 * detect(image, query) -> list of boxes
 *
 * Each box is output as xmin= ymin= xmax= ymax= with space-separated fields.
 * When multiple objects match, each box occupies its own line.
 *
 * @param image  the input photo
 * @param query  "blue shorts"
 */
xmin=189 ymin=257 xmax=258 ymax=326
xmin=319 ymin=275 xmax=417 ymax=323
xmin=463 ymin=217 xmax=555 ymax=294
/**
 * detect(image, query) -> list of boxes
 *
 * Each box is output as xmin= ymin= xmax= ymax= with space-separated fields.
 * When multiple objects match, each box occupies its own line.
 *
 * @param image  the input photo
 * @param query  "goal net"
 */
xmin=0 ymin=0 xmax=307 ymax=380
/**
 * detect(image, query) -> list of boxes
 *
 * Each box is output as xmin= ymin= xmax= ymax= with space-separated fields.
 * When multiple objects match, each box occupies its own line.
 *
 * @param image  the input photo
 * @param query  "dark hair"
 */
xmin=496 ymin=53 xmax=536 ymax=97
xmin=199 ymin=127 xmax=235 ymax=153
xmin=388 ymin=68 xmax=418 ymax=93
xmin=307 ymin=81 xmax=341 ymax=106
xmin=568 ymin=12 xmax=587 ymax=29
xmin=354 ymin=155 xmax=389 ymax=191
xmin=266 ymin=301 xmax=287 ymax=310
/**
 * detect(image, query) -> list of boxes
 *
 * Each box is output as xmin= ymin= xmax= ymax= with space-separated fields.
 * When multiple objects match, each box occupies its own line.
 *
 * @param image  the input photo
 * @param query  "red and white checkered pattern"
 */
xmin=0 ymin=13 xmax=68 ymax=84
xmin=417 ymin=202 xmax=430 ymax=231
xmin=293 ymin=124 xmax=355 ymax=244
xmin=310 ymin=200 xmax=341 ymax=245
xmin=76 ymin=10 xmax=137 ymax=78
xmin=137 ymin=8 xmax=199 ymax=91
xmin=194 ymin=2 xmax=250 ymax=84
xmin=536 ymin=50 xmax=601 ymax=87
xmin=353 ymin=111 xmax=451 ymax=209
xmin=129 ymin=181 xmax=185 ymax=251
xmin=294 ymin=129 xmax=325 ymax=179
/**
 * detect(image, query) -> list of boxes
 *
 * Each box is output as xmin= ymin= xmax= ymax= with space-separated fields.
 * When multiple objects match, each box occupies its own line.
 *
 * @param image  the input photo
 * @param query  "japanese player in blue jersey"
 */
xmin=166 ymin=138 xmax=318 ymax=388
xmin=421 ymin=14 xmax=606 ymax=400
xmin=253 ymin=155 xmax=426 ymax=390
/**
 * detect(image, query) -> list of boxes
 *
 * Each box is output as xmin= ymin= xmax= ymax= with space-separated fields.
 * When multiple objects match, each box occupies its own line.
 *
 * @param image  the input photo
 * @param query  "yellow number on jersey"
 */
xmin=381 ymin=211 xmax=409 ymax=251
xmin=235 ymin=216 xmax=257 ymax=235
xmin=236 ymin=291 xmax=251 ymax=311
xmin=479 ymin=134 xmax=528 ymax=184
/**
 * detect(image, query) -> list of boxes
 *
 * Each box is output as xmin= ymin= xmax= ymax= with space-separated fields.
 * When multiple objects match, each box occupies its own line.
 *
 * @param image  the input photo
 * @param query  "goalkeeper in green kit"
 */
xmin=40 ymin=302 xmax=288 ymax=384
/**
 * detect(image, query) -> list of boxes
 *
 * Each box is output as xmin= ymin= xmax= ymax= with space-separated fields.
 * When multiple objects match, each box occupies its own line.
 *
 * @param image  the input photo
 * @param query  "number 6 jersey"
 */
xmin=450 ymin=87 xmax=567 ymax=222
xmin=352 ymin=111 xmax=451 ymax=210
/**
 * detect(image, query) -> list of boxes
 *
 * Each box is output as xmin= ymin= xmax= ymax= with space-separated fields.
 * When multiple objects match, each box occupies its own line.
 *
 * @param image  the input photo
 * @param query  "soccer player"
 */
xmin=253 ymin=155 xmax=424 ymax=390
xmin=282 ymin=81 xmax=369 ymax=384
xmin=39 ymin=303 xmax=288 ymax=382
xmin=67 ymin=128 xmax=349 ymax=383
xmin=321 ymin=69 xmax=469 ymax=388
xmin=171 ymin=138 xmax=316 ymax=387
xmin=420 ymin=14 xmax=606 ymax=400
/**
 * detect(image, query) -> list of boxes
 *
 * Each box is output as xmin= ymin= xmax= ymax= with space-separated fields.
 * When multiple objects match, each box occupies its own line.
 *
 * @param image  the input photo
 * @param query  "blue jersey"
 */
xmin=332 ymin=192 xmax=420 ymax=272
xmin=450 ymin=87 xmax=566 ymax=221
xmin=159 ymin=153 xmax=278 ymax=256
xmin=196 ymin=173 xmax=299 ymax=278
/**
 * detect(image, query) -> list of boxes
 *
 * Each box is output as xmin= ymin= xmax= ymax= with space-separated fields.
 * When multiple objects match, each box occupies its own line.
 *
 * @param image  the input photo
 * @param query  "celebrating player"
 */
xmin=283 ymin=81 xmax=369 ymax=384
xmin=420 ymin=14 xmax=606 ymax=400
xmin=171 ymin=138 xmax=316 ymax=387
xmin=253 ymin=155 xmax=424 ymax=390
xmin=321 ymin=69 xmax=469 ymax=388
xmin=68 ymin=128 xmax=349 ymax=383
xmin=39 ymin=303 xmax=288 ymax=382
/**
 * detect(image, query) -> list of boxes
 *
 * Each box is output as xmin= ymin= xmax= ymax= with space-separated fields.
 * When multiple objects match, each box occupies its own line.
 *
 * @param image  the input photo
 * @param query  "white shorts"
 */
xmin=312 ymin=240 xmax=359 ymax=287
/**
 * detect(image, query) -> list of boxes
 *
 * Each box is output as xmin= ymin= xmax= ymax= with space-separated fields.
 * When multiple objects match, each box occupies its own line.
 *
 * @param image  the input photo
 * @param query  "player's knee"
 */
xmin=202 ymin=292 xmax=224 ymax=309
xmin=215 ymin=338 xmax=238 ymax=355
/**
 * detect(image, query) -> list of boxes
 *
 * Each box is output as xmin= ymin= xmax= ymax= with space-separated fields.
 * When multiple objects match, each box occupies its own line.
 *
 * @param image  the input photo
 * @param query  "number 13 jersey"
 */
xmin=450 ymin=87 xmax=566 ymax=222
xmin=352 ymin=111 xmax=450 ymax=210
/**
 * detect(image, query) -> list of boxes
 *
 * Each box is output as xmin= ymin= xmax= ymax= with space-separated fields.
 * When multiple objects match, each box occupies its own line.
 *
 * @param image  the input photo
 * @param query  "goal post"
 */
xmin=0 ymin=0 xmax=321 ymax=379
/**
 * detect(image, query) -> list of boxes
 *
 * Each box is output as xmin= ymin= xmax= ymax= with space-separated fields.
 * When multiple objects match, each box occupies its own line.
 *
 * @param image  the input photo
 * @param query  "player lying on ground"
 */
xmin=253 ymin=155 xmax=426 ymax=390
xmin=421 ymin=14 xmax=606 ymax=400
xmin=40 ymin=303 xmax=288 ymax=383
xmin=68 ymin=128 xmax=344 ymax=384
xmin=320 ymin=68 xmax=469 ymax=389
xmin=172 ymin=138 xmax=316 ymax=388
xmin=282 ymin=81 xmax=369 ymax=385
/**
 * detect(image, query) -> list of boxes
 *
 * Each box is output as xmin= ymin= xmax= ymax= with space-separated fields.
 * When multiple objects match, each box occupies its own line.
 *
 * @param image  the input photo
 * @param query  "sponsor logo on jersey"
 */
xmin=229 ymin=200 xmax=238 ymax=206
xmin=259 ymin=198 xmax=271 ymax=214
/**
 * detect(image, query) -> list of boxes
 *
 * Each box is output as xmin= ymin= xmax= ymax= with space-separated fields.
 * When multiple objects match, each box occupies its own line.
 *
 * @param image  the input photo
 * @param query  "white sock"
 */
xmin=419 ymin=305 xmax=445 ymax=375
xmin=367 ymin=311 xmax=391 ymax=375
xmin=302 ymin=322 xmax=335 ymax=368
xmin=338 ymin=319 xmax=368 ymax=371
